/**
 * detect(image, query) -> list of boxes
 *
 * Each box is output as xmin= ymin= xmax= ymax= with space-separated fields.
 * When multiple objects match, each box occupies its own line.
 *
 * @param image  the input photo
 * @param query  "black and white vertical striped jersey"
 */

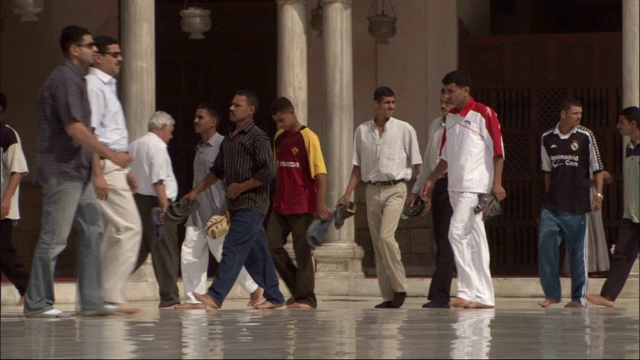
xmin=541 ymin=124 xmax=604 ymax=213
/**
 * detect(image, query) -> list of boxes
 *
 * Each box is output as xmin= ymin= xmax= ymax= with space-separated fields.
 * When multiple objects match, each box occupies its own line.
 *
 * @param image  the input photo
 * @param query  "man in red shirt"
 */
xmin=267 ymin=97 xmax=331 ymax=309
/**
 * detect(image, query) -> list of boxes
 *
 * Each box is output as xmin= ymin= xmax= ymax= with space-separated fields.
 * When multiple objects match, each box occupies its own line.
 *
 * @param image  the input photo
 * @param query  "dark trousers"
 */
xmin=133 ymin=194 xmax=180 ymax=307
xmin=601 ymin=219 xmax=640 ymax=301
xmin=427 ymin=176 xmax=455 ymax=303
xmin=267 ymin=212 xmax=317 ymax=308
xmin=0 ymin=219 xmax=30 ymax=296
xmin=208 ymin=209 xmax=285 ymax=306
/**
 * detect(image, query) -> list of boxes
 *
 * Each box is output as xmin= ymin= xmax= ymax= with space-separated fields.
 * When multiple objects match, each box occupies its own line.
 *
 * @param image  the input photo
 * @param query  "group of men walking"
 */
xmin=1 ymin=25 xmax=638 ymax=317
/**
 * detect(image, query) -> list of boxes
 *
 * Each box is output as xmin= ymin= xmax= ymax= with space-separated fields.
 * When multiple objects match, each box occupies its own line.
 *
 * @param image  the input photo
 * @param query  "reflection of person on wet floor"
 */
xmin=587 ymin=106 xmax=640 ymax=308
xmin=537 ymin=98 xmax=604 ymax=308
xmin=408 ymin=88 xmax=455 ymax=308
xmin=421 ymin=70 xmax=506 ymax=309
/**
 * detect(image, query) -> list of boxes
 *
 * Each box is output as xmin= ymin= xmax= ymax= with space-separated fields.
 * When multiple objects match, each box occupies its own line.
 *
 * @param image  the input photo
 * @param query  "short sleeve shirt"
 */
xmin=192 ymin=133 xmax=226 ymax=226
xmin=1 ymin=122 xmax=29 ymax=220
xmin=540 ymin=123 xmax=604 ymax=213
xmin=352 ymin=117 xmax=422 ymax=183
xmin=35 ymin=59 xmax=93 ymax=184
xmin=273 ymin=126 xmax=327 ymax=215
xmin=129 ymin=132 xmax=178 ymax=201
xmin=623 ymin=139 xmax=640 ymax=222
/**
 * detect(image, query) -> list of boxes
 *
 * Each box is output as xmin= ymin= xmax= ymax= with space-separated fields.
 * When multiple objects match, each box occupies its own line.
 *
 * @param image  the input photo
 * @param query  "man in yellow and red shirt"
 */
xmin=268 ymin=97 xmax=331 ymax=309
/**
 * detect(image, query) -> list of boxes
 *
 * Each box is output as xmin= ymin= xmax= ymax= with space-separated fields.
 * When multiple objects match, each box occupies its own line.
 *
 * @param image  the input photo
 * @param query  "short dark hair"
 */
xmin=373 ymin=86 xmax=395 ymax=102
xmin=60 ymin=25 xmax=91 ymax=55
xmin=270 ymin=97 xmax=294 ymax=115
xmin=0 ymin=92 xmax=6 ymax=113
xmin=94 ymin=35 xmax=119 ymax=54
xmin=442 ymin=70 xmax=472 ymax=88
xmin=620 ymin=106 xmax=640 ymax=125
xmin=560 ymin=98 xmax=582 ymax=112
xmin=197 ymin=103 xmax=221 ymax=120
xmin=235 ymin=89 xmax=259 ymax=110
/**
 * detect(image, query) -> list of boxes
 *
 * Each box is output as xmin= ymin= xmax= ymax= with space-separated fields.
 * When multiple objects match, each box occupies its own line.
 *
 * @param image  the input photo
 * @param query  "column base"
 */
xmin=313 ymin=241 xmax=365 ymax=296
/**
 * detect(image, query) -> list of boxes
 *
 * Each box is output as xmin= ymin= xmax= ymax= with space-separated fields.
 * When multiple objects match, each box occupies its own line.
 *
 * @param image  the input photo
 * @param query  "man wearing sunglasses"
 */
xmin=24 ymin=25 xmax=132 ymax=318
xmin=86 ymin=36 xmax=142 ymax=314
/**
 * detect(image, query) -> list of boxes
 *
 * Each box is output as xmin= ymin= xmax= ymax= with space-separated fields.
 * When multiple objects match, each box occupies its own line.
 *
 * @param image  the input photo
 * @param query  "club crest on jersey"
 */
xmin=291 ymin=147 xmax=299 ymax=155
xmin=463 ymin=119 xmax=471 ymax=126
xmin=571 ymin=140 xmax=579 ymax=151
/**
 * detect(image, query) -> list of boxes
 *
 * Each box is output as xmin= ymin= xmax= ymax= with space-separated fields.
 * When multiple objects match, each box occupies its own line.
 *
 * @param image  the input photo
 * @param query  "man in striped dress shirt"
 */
xmin=183 ymin=90 xmax=285 ymax=310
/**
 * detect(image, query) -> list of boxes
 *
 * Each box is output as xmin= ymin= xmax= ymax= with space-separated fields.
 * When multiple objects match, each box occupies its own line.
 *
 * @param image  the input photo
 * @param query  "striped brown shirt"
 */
xmin=210 ymin=121 xmax=275 ymax=215
xmin=35 ymin=59 xmax=93 ymax=185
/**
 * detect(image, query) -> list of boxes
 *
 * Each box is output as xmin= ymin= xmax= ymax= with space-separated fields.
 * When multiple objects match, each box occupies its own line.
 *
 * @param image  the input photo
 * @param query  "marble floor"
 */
xmin=1 ymin=296 xmax=638 ymax=359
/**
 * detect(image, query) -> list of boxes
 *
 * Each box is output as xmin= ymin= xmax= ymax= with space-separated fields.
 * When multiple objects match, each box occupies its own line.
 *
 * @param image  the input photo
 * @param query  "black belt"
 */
xmin=368 ymin=179 xmax=406 ymax=186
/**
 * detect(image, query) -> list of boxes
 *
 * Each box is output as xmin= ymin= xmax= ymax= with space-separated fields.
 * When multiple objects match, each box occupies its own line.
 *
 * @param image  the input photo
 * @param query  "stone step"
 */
xmin=2 ymin=276 xmax=637 ymax=305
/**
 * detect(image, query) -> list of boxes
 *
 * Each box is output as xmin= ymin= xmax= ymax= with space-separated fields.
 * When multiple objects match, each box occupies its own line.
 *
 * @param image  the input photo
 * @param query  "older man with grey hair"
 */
xmin=129 ymin=111 xmax=180 ymax=309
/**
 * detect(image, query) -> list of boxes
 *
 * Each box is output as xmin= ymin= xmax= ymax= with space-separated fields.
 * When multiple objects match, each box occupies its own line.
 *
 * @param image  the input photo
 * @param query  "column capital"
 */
xmin=276 ymin=0 xmax=307 ymax=5
xmin=322 ymin=0 xmax=352 ymax=6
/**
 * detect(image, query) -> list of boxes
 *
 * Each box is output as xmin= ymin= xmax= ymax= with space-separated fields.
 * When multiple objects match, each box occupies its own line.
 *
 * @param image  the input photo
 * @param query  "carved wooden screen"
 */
xmin=460 ymin=32 xmax=623 ymax=275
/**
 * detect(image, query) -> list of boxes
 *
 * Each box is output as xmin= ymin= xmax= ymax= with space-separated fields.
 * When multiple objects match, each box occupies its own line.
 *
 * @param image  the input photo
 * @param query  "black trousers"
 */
xmin=601 ymin=219 xmax=640 ymax=301
xmin=267 ymin=212 xmax=317 ymax=307
xmin=427 ymin=177 xmax=455 ymax=303
xmin=0 ymin=219 xmax=30 ymax=296
xmin=133 ymin=194 xmax=180 ymax=307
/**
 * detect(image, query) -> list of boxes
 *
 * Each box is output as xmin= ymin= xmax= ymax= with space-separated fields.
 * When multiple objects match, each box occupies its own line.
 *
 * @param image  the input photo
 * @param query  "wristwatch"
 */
xmin=595 ymin=193 xmax=604 ymax=199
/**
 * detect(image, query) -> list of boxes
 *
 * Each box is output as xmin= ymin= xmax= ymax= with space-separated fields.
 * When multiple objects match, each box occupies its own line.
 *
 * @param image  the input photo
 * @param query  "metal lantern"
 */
xmin=310 ymin=0 xmax=323 ymax=37
xmin=11 ymin=0 xmax=44 ymax=22
xmin=180 ymin=6 xmax=211 ymax=40
xmin=367 ymin=0 xmax=396 ymax=45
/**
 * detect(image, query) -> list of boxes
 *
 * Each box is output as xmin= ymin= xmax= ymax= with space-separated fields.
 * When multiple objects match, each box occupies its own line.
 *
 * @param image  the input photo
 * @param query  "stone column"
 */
xmin=622 ymin=0 xmax=639 ymax=108
xmin=120 ymin=0 xmax=159 ymax=298
xmin=277 ymin=0 xmax=308 ymax=124
xmin=622 ymin=0 xmax=639 ymax=279
xmin=121 ymin=0 xmax=156 ymax=141
xmin=313 ymin=0 xmax=365 ymax=296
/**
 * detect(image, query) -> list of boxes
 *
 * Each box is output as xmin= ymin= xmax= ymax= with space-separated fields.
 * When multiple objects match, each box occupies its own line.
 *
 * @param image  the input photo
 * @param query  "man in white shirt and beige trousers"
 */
xmin=338 ymin=86 xmax=422 ymax=309
xmin=86 ymin=36 xmax=142 ymax=314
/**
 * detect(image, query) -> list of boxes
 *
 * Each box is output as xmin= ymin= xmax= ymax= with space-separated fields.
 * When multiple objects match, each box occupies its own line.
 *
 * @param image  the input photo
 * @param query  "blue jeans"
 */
xmin=538 ymin=208 xmax=588 ymax=304
xmin=208 ymin=209 xmax=284 ymax=306
xmin=24 ymin=174 xmax=105 ymax=316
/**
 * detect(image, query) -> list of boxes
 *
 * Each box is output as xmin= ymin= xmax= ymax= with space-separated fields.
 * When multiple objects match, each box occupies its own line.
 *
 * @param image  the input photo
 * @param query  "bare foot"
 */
xmin=287 ymin=302 xmax=313 ymax=309
xmin=465 ymin=302 xmax=494 ymax=309
xmin=193 ymin=292 xmax=220 ymax=309
xmin=254 ymin=300 xmax=285 ymax=309
xmin=174 ymin=303 xmax=207 ymax=310
xmin=16 ymin=296 xmax=24 ymax=307
xmin=450 ymin=298 xmax=472 ymax=308
xmin=537 ymin=298 xmax=561 ymax=308
xmin=109 ymin=303 xmax=142 ymax=314
xmin=247 ymin=288 xmax=264 ymax=307
xmin=585 ymin=294 xmax=615 ymax=308
xmin=159 ymin=305 xmax=177 ymax=310
xmin=564 ymin=300 xmax=585 ymax=308
xmin=285 ymin=297 xmax=295 ymax=306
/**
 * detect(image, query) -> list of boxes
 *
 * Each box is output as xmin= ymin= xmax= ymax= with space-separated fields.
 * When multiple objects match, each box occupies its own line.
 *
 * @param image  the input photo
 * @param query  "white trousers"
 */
xmin=98 ymin=159 xmax=142 ymax=304
xmin=181 ymin=225 xmax=259 ymax=304
xmin=448 ymin=191 xmax=495 ymax=306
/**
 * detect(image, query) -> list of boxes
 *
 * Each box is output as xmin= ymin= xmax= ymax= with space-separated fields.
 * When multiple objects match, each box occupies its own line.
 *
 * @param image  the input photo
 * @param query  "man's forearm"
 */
xmin=153 ymin=181 xmax=169 ymax=210
xmin=493 ymin=157 xmax=504 ymax=186
xmin=343 ymin=166 xmax=361 ymax=199
xmin=316 ymin=173 xmax=328 ymax=204
xmin=1 ymin=172 xmax=22 ymax=203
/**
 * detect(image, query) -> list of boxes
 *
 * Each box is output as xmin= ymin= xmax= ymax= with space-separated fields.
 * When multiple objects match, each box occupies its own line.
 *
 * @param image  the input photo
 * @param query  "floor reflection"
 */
xmin=1 ymin=302 xmax=638 ymax=359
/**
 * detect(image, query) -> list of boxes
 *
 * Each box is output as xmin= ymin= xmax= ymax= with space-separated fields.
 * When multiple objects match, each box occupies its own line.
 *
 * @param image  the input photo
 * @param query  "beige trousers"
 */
xmin=98 ymin=159 xmax=142 ymax=303
xmin=365 ymin=182 xmax=408 ymax=300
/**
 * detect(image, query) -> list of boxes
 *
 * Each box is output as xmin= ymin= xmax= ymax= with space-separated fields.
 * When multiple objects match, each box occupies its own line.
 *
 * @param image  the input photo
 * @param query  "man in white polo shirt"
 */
xmin=421 ymin=70 xmax=506 ymax=309
xmin=338 ymin=86 xmax=422 ymax=309
xmin=129 ymin=111 xmax=180 ymax=309
xmin=86 ymin=35 xmax=142 ymax=314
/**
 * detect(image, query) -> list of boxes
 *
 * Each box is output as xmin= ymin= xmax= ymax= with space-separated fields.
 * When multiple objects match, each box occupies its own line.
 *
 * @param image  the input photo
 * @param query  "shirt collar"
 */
xmin=63 ymin=58 xmax=86 ymax=79
xmin=88 ymin=67 xmax=116 ymax=85
xmin=199 ymin=132 xmax=220 ymax=148
xmin=449 ymin=97 xmax=476 ymax=117
xmin=228 ymin=120 xmax=255 ymax=136
xmin=626 ymin=139 xmax=640 ymax=157
xmin=371 ymin=117 xmax=396 ymax=130
xmin=553 ymin=123 xmax=578 ymax=137
xmin=148 ymin=131 xmax=167 ymax=148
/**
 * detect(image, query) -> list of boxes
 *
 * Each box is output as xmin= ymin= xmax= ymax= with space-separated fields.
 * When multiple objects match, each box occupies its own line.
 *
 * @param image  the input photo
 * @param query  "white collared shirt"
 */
xmin=86 ymin=67 xmax=129 ymax=152
xmin=129 ymin=132 xmax=178 ymax=200
xmin=352 ymin=117 xmax=422 ymax=183
xmin=412 ymin=116 xmax=446 ymax=194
